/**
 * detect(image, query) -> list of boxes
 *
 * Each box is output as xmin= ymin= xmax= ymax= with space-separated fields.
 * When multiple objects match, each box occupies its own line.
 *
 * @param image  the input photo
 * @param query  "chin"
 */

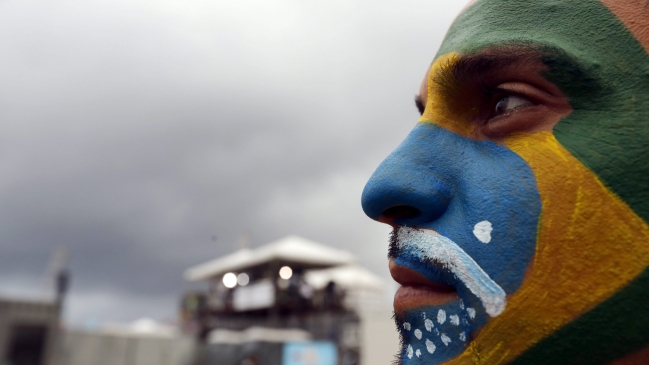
xmin=393 ymin=291 xmax=488 ymax=365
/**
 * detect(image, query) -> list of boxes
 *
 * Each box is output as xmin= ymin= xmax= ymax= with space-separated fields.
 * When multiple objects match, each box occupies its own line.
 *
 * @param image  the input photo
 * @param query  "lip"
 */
xmin=390 ymin=259 xmax=458 ymax=313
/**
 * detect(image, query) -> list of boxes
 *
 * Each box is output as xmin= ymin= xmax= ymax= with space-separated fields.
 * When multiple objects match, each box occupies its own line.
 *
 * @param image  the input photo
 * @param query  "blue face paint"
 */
xmin=361 ymin=123 xmax=541 ymax=364
xmin=397 ymin=303 xmax=473 ymax=364
xmin=393 ymin=229 xmax=490 ymax=363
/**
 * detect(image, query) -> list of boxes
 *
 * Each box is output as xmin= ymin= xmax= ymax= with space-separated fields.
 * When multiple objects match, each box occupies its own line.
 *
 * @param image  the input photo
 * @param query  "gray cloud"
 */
xmin=0 ymin=0 xmax=468 ymax=324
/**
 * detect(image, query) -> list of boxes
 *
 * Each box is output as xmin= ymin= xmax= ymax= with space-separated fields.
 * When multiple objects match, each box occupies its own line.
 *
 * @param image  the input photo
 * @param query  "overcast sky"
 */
xmin=0 ymin=0 xmax=467 ymax=326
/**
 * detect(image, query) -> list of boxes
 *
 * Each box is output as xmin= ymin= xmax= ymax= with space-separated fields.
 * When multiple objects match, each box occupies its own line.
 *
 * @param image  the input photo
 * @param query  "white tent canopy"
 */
xmin=184 ymin=235 xmax=356 ymax=282
xmin=208 ymin=327 xmax=311 ymax=345
xmin=304 ymin=264 xmax=385 ymax=292
xmin=100 ymin=318 xmax=178 ymax=338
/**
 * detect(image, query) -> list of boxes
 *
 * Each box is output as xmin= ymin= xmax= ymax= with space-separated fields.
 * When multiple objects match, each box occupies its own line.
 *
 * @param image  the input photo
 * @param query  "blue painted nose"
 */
xmin=361 ymin=123 xmax=455 ymax=226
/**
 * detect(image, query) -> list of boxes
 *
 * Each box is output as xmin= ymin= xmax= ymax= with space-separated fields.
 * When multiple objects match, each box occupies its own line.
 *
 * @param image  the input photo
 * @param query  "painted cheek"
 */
xmin=448 ymin=132 xmax=649 ymax=365
xmin=362 ymin=123 xmax=541 ymax=294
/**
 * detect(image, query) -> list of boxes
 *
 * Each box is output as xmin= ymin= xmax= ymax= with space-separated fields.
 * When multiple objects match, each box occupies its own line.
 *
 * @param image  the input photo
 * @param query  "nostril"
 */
xmin=382 ymin=205 xmax=421 ymax=220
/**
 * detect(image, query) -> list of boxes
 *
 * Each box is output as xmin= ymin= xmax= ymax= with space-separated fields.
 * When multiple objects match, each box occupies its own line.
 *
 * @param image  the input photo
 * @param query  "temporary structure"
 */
xmin=184 ymin=235 xmax=356 ymax=282
xmin=304 ymin=265 xmax=384 ymax=292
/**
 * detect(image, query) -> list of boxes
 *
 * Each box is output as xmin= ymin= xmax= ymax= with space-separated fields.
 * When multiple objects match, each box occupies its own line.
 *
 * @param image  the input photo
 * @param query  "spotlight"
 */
xmin=223 ymin=272 xmax=237 ymax=288
xmin=237 ymin=273 xmax=250 ymax=286
xmin=279 ymin=266 xmax=293 ymax=280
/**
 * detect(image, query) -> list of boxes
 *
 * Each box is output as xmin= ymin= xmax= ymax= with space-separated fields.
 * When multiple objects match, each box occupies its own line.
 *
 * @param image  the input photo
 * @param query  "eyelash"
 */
xmin=417 ymin=78 xmax=537 ymax=119
xmin=478 ymin=84 xmax=535 ymax=119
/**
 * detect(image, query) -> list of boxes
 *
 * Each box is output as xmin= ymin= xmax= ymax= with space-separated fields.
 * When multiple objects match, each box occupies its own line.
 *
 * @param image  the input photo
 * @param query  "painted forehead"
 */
xmin=438 ymin=0 xmax=649 ymax=71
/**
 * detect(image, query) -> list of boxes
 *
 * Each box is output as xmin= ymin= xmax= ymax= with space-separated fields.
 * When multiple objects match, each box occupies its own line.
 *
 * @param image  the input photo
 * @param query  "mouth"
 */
xmin=388 ymin=226 xmax=507 ymax=317
xmin=390 ymin=259 xmax=459 ymax=313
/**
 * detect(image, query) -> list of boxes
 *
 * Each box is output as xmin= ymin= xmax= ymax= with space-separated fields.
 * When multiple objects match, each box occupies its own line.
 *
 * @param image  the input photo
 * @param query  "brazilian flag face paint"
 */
xmin=361 ymin=1 xmax=649 ymax=364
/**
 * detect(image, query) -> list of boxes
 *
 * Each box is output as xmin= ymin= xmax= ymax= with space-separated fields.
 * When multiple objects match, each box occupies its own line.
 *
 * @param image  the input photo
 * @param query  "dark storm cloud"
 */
xmin=0 ymin=0 xmax=467 ymax=324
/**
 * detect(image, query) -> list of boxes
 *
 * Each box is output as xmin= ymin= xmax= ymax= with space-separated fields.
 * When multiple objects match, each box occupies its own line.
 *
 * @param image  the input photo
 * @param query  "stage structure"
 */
xmin=182 ymin=236 xmax=384 ymax=365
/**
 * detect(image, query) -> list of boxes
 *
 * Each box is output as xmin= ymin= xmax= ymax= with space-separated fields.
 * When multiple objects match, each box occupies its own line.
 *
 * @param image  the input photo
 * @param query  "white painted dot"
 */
xmin=437 ymin=309 xmax=446 ymax=324
xmin=414 ymin=329 xmax=422 ymax=340
xmin=434 ymin=328 xmax=440 ymax=336
xmin=459 ymin=332 xmax=467 ymax=342
xmin=424 ymin=319 xmax=434 ymax=332
xmin=426 ymin=339 xmax=436 ymax=354
xmin=403 ymin=322 xmax=411 ymax=331
xmin=415 ymin=349 xmax=421 ymax=358
xmin=473 ymin=221 xmax=493 ymax=243
xmin=441 ymin=333 xmax=451 ymax=346
xmin=407 ymin=345 xmax=413 ymax=359
xmin=459 ymin=299 xmax=465 ymax=309
xmin=449 ymin=314 xmax=460 ymax=326
xmin=467 ymin=308 xmax=476 ymax=319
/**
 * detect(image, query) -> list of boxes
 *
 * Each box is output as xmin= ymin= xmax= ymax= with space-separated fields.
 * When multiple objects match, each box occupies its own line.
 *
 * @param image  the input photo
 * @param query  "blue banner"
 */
xmin=282 ymin=341 xmax=337 ymax=365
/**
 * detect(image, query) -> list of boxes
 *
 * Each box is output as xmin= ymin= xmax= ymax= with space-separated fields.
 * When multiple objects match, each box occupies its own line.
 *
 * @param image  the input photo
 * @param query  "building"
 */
xmin=59 ymin=318 xmax=196 ymax=365
xmin=182 ymin=235 xmax=398 ymax=365
xmin=0 ymin=297 xmax=61 ymax=365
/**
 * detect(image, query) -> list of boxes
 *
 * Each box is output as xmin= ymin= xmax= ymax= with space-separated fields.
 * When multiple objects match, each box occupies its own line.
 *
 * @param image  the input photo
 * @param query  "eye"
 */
xmin=493 ymin=95 xmax=534 ymax=117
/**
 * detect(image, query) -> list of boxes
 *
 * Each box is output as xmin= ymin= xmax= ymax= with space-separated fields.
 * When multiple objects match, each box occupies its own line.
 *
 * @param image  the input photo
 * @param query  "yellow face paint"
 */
xmin=363 ymin=0 xmax=649 ymax=361
xmin=443 ymin=132 xmax=649 ymax=364
xmin=420 ymin=53 xmax=475 ymax=136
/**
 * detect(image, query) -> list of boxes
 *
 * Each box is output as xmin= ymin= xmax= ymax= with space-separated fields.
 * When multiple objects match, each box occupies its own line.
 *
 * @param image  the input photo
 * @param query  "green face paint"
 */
xmin=359 ymin=1 xmax=649 ymax=364
xmin=428 ymin=1 xmax=649 ymax=364
xmin=361 ymin=1 xmax=649 ymax=364
xmin=438 ymin=0 xmax=649 ymax=223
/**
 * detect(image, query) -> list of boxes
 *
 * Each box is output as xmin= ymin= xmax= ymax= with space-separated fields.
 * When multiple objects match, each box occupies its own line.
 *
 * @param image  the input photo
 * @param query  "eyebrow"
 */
xmin=413 ymin=55 xmax=521 ymax=116
xmin=433 ymin=49 xmax=542 ymax=95
xmin=414 ymin=45 xmax=595 ymax=115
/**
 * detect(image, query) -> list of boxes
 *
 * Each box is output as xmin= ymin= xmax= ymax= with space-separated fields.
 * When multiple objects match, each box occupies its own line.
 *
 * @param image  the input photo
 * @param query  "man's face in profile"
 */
xmin=362 ymin=1 xmax=649 ymax=364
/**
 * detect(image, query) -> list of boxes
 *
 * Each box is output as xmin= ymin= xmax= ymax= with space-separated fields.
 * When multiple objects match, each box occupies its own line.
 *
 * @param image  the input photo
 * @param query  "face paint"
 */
xmin=437 ymin=0 xmax=649 ymax=223
xmin=361 ymin=0 xmax=649 ymax=364
xmin=397 ymin=305 xmax=471 ymax=364
xmin=390 ymin=226 xmax=501 ymax=362
xmin=395 ymin=227 xmax=506 ymax=317
xmin=363 ymin=117 xmax=541 ymax=363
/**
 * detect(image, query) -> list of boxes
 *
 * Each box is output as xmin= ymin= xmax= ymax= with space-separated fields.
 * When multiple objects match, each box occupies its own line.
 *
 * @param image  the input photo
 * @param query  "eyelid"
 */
xmin=487 ymin=95 xmax=535 ymax=122
xmin=493 ymin=82 xmax=553 ymax=104
xmin=492 ymin=81 xmax=573 ymax=120
xmin=478 ymin=80 xmax=572 ymax=138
